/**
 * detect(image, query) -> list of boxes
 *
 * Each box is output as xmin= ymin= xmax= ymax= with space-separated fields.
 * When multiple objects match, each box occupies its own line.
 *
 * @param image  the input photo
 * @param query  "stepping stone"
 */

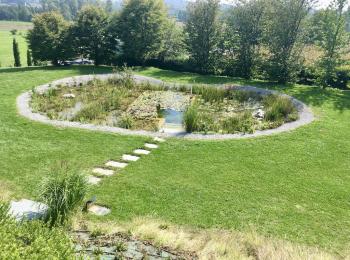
xmin=122 ymin=154 xmax=140 ymax=162
xmin=105 ymin=161 xmax=128 ymax=169
xmin=62 ymin=93 xmax=75 ymax=98
xmin=145 ymin=143 xmax=158 ymax=149
xmin=92 ymin=168 xmax=114 ymax=176
xmin=133 ymin=149 xmax=151 ymax=155
xmin=9 ymin=199 xmax=48 ymax=221
xmin=88 ymin=205 xmax=111 ymax=216
xmin=153 ymin=137 xmax=166 ymax=142
xmin=87 ymin=175 xmax=101 ymax=185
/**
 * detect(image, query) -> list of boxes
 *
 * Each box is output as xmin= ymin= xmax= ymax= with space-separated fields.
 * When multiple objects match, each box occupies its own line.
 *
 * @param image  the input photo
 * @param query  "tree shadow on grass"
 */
xmin=0 ymin=65 xmax=112 ymax=75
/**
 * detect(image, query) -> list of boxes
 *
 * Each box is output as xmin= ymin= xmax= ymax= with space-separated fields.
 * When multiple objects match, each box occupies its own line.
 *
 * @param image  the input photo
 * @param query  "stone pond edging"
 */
xmin=16 ymin=73 xmax=314 ymax=140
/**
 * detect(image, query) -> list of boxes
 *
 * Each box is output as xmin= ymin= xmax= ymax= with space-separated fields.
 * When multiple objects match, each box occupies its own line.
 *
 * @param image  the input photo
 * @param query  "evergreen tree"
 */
xmin=13 ymin=38 xmax=21 ymax=67
xmin=27 ymin=49 xmax=33 ymax=67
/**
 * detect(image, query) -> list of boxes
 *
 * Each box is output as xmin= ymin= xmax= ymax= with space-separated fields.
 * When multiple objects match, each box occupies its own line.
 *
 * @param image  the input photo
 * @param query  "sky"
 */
xmin=220 ymin=0 xmax=335 ymax=9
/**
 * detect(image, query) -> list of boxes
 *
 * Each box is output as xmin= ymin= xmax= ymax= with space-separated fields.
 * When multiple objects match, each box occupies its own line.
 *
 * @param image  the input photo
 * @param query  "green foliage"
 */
xmin=27 ymin=12 xmax=74 ymax=65
xmin=115 ymin=0 xmax=169 ymax=64
xmin=39 ymin=165 xmax=87 ymax=227
xmin=263 ymin=95 xmax=298 ymax=122
xmin=193 ymin=85 xmax=226 ymax=103
xmin=118 ymin=114 xmax=134 ymax=129
xmin=222 ymin=111 xmax=255 ymax=134
xmin=315 ymin=0 xmax=348 ymax=88
xmin=26 ymin=49 xmax=32 ymax=67
xmin=185 ymin=0 xmax=223 ymax=74
xmin=263 ymin=0 xmax=311 ymax=83
xmin=226 ymin=0 xmax=265 ymax=79
xmin=73 ymin=6 xmax=119 ymax=66
xmin=12 ymin=38 xmax=21 ymax=67
xmin=183 ymin=104 xmax=199 ymax=132
xmin=0 ymin=203 xmax=75 ymax=259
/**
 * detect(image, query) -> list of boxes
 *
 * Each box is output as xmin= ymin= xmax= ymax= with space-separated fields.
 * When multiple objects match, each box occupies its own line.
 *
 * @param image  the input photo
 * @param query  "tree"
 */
xmin=316 ymin=0 xmax=348 ymax=88
xmin=185 ymin=0 xmax=222 ymax=74
xmin=13 ymin=38 xmax=21 ymax=67
xmin=115 ymin=0 xmax=169 ymax=64
xmin=263 ymin=0 xmax=312 ymax=83
xmin=27 ymin=49 xmax=33 ymax=67
xmin=226 ymin=0 xmax=265 ymax=79
xmin=27 ymin=12 xmax=74 ymax=65
xmin=105 ymin=0 xmax=113 ymax=13
xmin=158 ymin=18 xmax=186 ymax=61
xmin=73 ymin=6 xmax=118 ymax=65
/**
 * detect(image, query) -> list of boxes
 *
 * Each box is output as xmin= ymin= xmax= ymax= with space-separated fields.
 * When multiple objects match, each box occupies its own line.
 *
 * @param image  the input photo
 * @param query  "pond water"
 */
xmin=160 ymin=109 xmax=184 ymax=125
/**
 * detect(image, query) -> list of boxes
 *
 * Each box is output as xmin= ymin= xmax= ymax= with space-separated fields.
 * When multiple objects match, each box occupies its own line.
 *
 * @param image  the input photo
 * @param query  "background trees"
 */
xmin=24 ymin=0 xmax=349 ymax=88
xmin=27 ymin=12 xmax=73 ymax=65
xmin=226 ymin=0 xmax=265 ymax=79
xmin=12 ymin=38 xmax=21 ymax=67
xmin=263 ymin=0 xmax=313 ymax=83
xmin=73 ymin=6 xmax=117 ymax=65
xmin=316 ymin=0 xmax=348 ymax=88
xmin=115 ymin=0 xmax=169 ymax=64
xmin=185 ymin=0 xmax=222 ymax=74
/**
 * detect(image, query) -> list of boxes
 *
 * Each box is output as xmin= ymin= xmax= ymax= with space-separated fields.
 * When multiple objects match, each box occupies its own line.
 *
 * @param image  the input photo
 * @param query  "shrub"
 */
xmin=193 ymin=86 xmax=226 ymax=103
xmin=263 ymin=95 xmax=298 ymax=122
xmin=222 ymin=111 xmax=255 ymax=134
xmin=0 ymin=203 xmax=75 ymax=259
xmin=39 ymin=167 xmax=87 ymax=227
xmin=183 ymin=105 xmax=199 ymax=132
xmin=118 ymin=114 xmax=134 ymax=129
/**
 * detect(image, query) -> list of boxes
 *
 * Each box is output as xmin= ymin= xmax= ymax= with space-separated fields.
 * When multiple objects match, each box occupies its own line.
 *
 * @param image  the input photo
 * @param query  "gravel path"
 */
xmin=16 ymin=73 xmax=314 ymax=140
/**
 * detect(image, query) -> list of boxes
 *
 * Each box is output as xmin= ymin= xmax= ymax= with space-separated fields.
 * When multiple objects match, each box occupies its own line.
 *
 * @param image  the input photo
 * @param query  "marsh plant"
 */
xmin=39 ymin=165 xmax=88 ymax=227
xmin=263 ymin=95 xmax=298 ymax=123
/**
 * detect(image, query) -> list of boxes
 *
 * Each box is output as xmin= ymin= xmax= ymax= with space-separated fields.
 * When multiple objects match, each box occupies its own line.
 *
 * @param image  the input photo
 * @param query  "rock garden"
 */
xmin=29 ymin=71 xmax=301 ymax=137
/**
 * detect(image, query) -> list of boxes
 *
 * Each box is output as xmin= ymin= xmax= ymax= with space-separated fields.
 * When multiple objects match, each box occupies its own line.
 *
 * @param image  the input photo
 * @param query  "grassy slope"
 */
xmin=0 ymin=66 xmax=349 ymax=254
xmin=0 ymin=21 xmax=31 ymax=68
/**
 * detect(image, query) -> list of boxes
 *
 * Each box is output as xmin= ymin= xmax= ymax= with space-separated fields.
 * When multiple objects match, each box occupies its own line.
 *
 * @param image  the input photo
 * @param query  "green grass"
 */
xmin=0 ymin=66 xmax=350 ymax=254
xmin=0 ymin=21 xmax=31 ymax=68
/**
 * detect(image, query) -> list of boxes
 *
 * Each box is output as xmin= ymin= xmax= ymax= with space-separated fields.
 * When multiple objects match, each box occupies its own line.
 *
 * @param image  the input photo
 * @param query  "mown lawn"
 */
xmin=0 ymin=66 xmax=349 ymax=254
xmin=0 ymin=21 xmax=31 ymax=68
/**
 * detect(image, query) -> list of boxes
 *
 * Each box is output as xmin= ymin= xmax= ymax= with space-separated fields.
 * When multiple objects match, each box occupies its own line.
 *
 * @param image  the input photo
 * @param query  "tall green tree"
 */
xmin=263 ymin=0 xmax=312 ymax=83
xmin=115 ymin=0 xmax=169 ymax=64
xmin=27 ymin=49 xmax=33 ymax=67
xmin=226 ymin=0 xmax=265 ymax=79
xmin=27 ymin=12 xmax=74 ymax=65
xmin=73 ymin=6 xmax=118 ymax=65
xmin=185 ymin=0 xmax=222 ymax=74
xmin=316 ymin=0 xmax=348 ymax=88
xmin=12 ymin=38 xmax=21 ymax=67
xmin=158 ymin=18 xmax=186 ymax=62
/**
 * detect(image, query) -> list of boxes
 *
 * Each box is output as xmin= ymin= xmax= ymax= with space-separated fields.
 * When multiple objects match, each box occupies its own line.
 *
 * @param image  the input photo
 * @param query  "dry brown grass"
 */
xmin=75 ymin=217 xmax=345 ymax=260
xmin=0 ymin=180 xmax=13 ymax=202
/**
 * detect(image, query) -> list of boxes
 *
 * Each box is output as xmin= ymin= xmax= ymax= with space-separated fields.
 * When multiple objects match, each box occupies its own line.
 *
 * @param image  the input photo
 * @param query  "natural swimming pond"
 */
xmin=160 ymin=109 xmax=184 ymax=125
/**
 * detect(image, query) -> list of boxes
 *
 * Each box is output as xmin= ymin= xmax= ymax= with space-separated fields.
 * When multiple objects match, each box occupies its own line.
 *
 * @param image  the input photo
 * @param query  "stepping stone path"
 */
xmin=87 ymin=175 xmax=101 ymax=185
xmin=122 ymin=154 xmax=140 ymax=162
xmin=87 ymin=137 xmax=164 ymax=216
xmin=88 ymin=205 xmax=111 ymax=216
xmin=105 ymin=161 xmax=128 ymax=169
xmin=133 ymin=149 xmax=151 ymax=155
xmin=92 ymin=168 xmax=114 ymax=176
xmin=145 ymin=143 xmax=158 ymax=149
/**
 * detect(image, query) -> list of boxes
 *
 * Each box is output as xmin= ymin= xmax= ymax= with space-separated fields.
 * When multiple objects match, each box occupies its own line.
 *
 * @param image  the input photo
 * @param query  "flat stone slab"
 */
xmin=88 ymin=205 xmax=111 ymax=216
xmin=105 ymin=161 xmax=128 ymax=169
xmin=88 ymin=175 xmax=101 ymax=185
xmin=92 ymin=168 xmax=114 ymax=176
xmin=62 ymin=93 xmax=75 ymax=98
xmin=144 ymin=143 xmax=158 ymax=149
xmin=153 ymin=137 xmax=166 ymax=142
xmin=122 ymin=154 xmax=140 ymax=162
xmin=9 ymin=199 xmax=48 ymax=221
xmin=133 ymin=149 xmax=151 ymax=155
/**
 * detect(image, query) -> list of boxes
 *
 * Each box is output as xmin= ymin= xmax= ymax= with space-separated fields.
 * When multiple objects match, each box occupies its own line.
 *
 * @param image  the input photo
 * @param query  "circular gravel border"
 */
xmin=17 ymin=74 xmax=314 ymax=140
